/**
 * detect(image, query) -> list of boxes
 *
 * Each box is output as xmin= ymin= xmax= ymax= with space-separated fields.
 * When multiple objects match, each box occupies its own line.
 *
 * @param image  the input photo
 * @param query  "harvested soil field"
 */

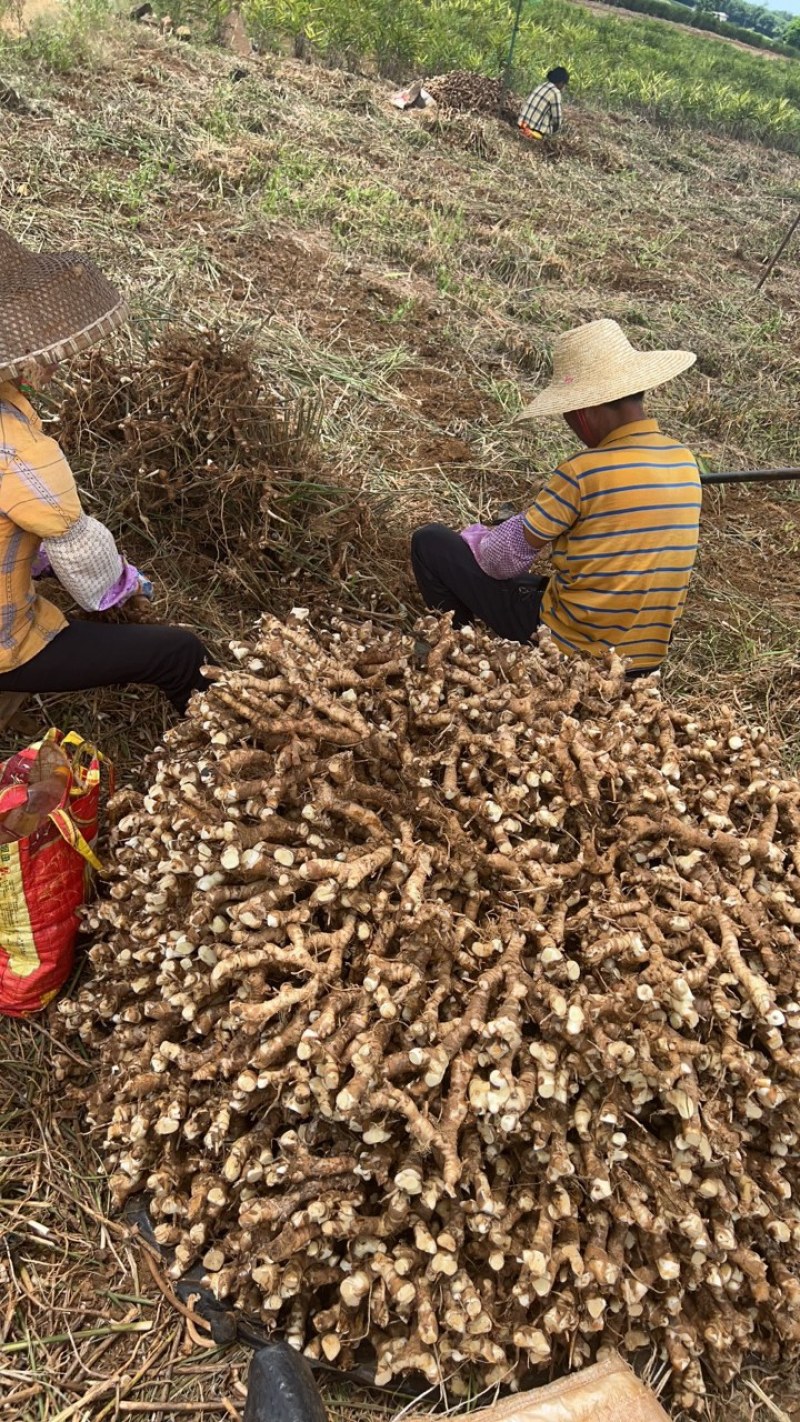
xmin=1 ymin=14 xmax=800 ymax=1422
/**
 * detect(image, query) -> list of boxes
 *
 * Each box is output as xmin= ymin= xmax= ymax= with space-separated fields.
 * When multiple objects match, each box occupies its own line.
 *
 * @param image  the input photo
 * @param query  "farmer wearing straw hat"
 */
xmin=411 ymin=319 xmax=700 ymax=674
xmin=0 ymin=227 xmax=207 ymax=713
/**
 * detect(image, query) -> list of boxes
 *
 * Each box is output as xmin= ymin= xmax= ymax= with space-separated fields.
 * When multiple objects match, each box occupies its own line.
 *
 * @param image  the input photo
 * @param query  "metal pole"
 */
xmin=501 ymin=0 xmax=525 ymax=100
xmin=489 ymin=469 xmax=800 ymax=522
xmin=755 ymin=209 xmax=800 ymax=292
xmin=700 ymin=467 xmax=800 ymax=486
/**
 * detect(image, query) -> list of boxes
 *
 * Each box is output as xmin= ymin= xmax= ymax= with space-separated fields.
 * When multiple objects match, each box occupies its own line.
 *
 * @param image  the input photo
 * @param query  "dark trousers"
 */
xmin=0 ymin=620 xmax=208 ymax=713
xmin=411 ymin=523 xmax=546 ymax=644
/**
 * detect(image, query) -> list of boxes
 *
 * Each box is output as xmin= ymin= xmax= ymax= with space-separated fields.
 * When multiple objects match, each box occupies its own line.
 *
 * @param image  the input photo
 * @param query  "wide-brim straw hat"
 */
xmin=0 ymin=226 xmax=127 ymax=384
xmin=518 ymin=318 xmax=696 ymax=419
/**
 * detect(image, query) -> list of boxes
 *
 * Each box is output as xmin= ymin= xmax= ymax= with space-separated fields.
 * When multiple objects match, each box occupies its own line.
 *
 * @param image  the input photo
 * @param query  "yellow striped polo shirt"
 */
xmin=523 ymin=420 xmax=701 ymax=671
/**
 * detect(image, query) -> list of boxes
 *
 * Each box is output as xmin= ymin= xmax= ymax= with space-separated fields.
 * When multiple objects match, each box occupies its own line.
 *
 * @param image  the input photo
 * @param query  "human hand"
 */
xmin=91 ymin=569 xmax=157 ymax=624
xmin=119 ymin=572 xmax=155 ymax=622
xmin=460 ymin=523 xmax=489 ymax=557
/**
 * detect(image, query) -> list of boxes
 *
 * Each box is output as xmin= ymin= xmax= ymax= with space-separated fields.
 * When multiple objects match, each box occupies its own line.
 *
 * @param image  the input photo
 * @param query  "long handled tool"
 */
xmin=243 ymin=1344 xmax=328 ymax=1422
xmin=489 ymin=467 xmax=800 ymax=522
xmin=756 ymin=209 xmax=800 ymax=292
xmin=699 ymin=466 xmax=800 ymax=487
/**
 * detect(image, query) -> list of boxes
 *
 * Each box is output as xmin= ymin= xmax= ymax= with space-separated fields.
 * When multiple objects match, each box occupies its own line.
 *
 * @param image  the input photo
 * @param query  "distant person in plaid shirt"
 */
xmin=518 ymin=67 xmax=569 ymax=141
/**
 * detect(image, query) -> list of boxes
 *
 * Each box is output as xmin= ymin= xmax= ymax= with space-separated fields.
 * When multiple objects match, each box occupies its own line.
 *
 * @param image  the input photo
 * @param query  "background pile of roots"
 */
xmin=59 ymin=615 xmax=800 ymax=1411
xmin=53 ymin=330 xmax=400 ymax=617
xmin=424 ymin=71 xmax=519 ymax=119
xmin=55 ymin=328 xmax=321 ymax=561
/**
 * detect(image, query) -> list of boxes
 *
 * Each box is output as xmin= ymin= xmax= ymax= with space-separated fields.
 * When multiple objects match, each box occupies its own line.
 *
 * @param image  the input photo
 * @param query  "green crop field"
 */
xmin=5 ymin=0 xmax=800 ymax=146
xmin=246 ymin=0 xmax=800 ymax=150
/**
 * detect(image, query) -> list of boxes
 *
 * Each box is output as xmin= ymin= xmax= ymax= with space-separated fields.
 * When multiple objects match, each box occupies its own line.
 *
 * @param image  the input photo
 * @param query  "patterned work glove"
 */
xmin=461 ymin=514 xmax=535 ymax=579
xmin=97 ymin=563 xmax=154 ymax=611
xmin=460 ymin=523 xmax=490 ymax=558
xmin=31 ymin=545 xmax=53 ymax=579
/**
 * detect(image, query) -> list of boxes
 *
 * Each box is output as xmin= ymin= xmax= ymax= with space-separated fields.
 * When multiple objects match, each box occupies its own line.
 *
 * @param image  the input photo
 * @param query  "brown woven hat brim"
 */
xmin=518 ymin=348 xmax=696 ymax=420
xmin=0 ymin=228 xmax=127 ymax=383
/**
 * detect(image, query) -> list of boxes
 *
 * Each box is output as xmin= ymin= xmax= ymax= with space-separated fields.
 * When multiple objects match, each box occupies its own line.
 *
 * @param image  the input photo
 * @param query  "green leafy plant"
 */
xmin=244 ymin=0 xmax=800 ymax=152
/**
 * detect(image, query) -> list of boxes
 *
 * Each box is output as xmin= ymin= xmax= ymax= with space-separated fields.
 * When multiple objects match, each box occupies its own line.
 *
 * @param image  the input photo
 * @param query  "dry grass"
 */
xmin=1 ymin=29 xmax=797 ymax=773
xmin=1 ymin=13 xmax=800 ymax=1421
xmin=0 ymin=1017 xmax=251 ymax=1420
xmin=53 ymin=326 xmax=408 ymax=629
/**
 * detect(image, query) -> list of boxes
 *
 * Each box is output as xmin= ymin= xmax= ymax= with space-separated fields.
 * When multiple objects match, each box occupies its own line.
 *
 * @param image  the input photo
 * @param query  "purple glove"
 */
xmin=461 ymin=514 xmax=536 ymax=579
xmin=32 ymin=545 xmax=53 ymax=579
xmin=97 ymin=563 xmax=153 ymax=611
xmin=461 ymin=523 xmax=490 ymax=557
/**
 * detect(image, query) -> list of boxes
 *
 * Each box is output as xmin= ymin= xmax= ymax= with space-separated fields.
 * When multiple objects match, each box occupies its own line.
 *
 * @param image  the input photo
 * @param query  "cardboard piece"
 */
xmin=409 ymin=1356 xmax=671 ymax=1422
xmin=391 ymin=81 xmax=435 ymax=110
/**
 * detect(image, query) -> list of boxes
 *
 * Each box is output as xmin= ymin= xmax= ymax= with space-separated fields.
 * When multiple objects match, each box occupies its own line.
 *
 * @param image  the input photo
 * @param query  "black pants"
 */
xmin=411 ymin=523 xmax=546 ymax=644
xmin=0 ymin=620 xmax=208 ymax=713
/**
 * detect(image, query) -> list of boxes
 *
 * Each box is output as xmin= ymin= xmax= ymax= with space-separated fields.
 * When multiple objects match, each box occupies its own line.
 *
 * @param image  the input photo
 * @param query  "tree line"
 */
xmin=670 ymin=0 xmax=800 ymax=45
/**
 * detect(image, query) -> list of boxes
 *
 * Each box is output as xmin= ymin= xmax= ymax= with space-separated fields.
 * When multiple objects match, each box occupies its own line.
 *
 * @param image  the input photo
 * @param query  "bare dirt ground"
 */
xmin=1 ymin=16 xmax=800 ymax=1422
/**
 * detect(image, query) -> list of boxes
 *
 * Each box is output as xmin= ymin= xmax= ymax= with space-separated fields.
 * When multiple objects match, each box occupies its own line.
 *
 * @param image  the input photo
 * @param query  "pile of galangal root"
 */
xmin=59 ymin=614 xmax=800 ymax=1411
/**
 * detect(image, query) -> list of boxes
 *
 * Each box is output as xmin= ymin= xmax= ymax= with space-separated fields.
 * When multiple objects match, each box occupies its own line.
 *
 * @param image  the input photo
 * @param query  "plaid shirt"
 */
xmin=0 ymin=382 xmax=81 ymax=672
xmin=518 ymin=81 xmax=562 ymax=136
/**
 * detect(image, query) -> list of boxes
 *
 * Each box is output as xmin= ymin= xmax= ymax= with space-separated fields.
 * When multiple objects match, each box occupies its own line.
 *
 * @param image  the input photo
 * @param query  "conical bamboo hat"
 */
xmin=0 ymin=226 xmax=126 ymax=383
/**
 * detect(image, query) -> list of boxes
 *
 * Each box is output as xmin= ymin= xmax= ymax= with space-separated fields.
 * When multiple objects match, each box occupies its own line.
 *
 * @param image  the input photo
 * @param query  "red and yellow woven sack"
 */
xmin=0 ymin=730 xmax=110 ymax=1017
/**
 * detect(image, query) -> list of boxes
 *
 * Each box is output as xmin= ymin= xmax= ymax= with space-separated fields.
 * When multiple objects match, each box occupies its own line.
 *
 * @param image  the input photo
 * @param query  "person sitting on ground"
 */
xmin=0 ymin=227 xmax=207 ymax=714
xmin=518 ymin=66 xmax=569 ymax=141
xmin=411 ymin=318 xmax=701 ymax=677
